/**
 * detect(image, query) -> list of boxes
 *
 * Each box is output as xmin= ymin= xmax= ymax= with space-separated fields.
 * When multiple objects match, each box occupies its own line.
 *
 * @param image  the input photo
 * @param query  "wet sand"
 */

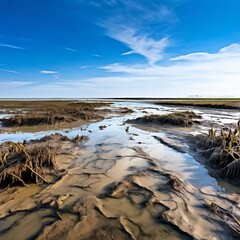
xmin=0 ymin=100 xmax=240 ymax=239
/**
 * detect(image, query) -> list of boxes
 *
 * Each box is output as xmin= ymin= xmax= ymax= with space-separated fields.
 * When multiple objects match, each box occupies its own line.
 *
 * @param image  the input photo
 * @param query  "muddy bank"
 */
xmin=151 ymin=121 xmax=240 ymax=187
xmin=0 ymin=100 xmax=111 ymax=111
xmin=153 ymin=100 xmax=240 ymax=109
xmin=0 ymin=101 xmax=111 ymax=128
xmin=104 ymin=98 xmax=240 ymax=109
xmin=0 ymin=140 xmax=239 ymax=240
xmin=0 ymin=133 xmax=87 ymax=188
xmin=1 ymin=101 xmax=240 ymax=239
xmin=126 ymin=111 xmax=201 ymax=127
xmin=192 ymin=123 xmax=240 ymax=186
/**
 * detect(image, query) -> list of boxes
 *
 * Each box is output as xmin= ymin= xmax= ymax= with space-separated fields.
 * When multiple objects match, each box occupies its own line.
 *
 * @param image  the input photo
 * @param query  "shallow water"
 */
xmin=1 ymin=101 xmax=240 ymax=240
xmin=0 ymin=101 xmax=239 ymax=194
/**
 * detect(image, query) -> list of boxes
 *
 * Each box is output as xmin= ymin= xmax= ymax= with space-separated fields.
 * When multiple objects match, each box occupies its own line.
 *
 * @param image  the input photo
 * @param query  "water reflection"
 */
xmin=0 ymin=101 xmax=239 ymax=193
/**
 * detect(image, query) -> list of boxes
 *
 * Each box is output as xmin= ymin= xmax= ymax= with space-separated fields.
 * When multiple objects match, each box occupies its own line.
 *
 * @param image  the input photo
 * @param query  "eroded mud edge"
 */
xmin=0 ymin=135 xmax=239 ymax=240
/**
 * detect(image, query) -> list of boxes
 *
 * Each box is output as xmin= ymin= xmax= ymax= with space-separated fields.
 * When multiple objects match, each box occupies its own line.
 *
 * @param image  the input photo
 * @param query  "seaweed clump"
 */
xmin=126 ymin=111 xmax=201 ymax=127
xmin=196 ymin=121 xmax=240 ymax=181
xmin=0 ymin=133 xmax=87 ymax=188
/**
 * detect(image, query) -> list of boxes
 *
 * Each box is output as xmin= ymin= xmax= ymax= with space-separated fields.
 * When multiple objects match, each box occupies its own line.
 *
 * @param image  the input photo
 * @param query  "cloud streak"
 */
xmin=97 ymin=43 xmax=240 ymax=96
xmin=91 ymin=54 xmax=102 ymax=57
xmin=109 ymin=27 xmax=169 ymax=64
xmin=101 ymin=43 xmax=240 ymax=76
xmin=71 ymin=1 xmax=178 ymax=64
xmin=0 ymin=43 xmax=24 ymax=50
xmin=171 ymin=43 xmax=240 ymax=62
xmin=65 ymin=47 xmax=79 ymax=52
xmin=3 ymin=43 xmax=240 ymax=98
xmin=0 ymin=68 xmax=19 ymax=74
xmin=40 ymin=70 xmax=59 ymax=74
xmin=0 ymin=81 xmax=33 ymax=87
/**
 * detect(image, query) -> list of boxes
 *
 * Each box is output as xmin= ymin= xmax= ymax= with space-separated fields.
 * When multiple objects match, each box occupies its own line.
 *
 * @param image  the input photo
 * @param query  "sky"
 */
xmin=0 ymin=0 xmax=240 ymax=98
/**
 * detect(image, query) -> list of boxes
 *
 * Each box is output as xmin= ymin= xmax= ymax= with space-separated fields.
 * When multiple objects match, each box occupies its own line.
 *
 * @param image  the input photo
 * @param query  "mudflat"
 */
xmin=153 ymin=100 xmax=240 ymax=109
xmin=0 ymin=100 xmax=240 ymax=240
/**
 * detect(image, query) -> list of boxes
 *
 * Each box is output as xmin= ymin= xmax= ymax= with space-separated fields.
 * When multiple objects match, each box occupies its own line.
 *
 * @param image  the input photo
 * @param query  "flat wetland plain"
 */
xmin=0 ymin=99 xmax=240 ymax=240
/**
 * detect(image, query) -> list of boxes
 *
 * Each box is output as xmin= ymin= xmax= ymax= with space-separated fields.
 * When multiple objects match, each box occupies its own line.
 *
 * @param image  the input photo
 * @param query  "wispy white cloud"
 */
xmin=91 ymin=54 xmax=102 ymax=57
xmin=71 ymin=1 xmax=176 ymax=64
xmin=149 ymin=4 xmax=178 ymax=24
xmin=0 ymin=68 xmax=19 ymax=74
xmin=69 ymin=1 xmax=179 ymax=66
xmin=109 ymin=27 xmax=169 ymax=64
xmin=80 ymin=65 xmax=91 ymax=69
xmin=40 ymin=70 xmax=61 ymax=81
xmin=0 ymin=43 xmax=24 ymax=50
xmin=121 ymin=50 xmax=135 ymax=56
xmin=103 ymin=0 xmax=176 ymax=23
xmin=171 ymin=43 xmax=240 ymax=62
xmin=101 ymin=43 xmax=240 ymax=76
xmin=0 ymin=81 xmax=33 ymax=87
xmin=96 ymin=43 xmax=240 ymax=96
xmin=65 ymin=47 xmax=79 ymax=52
xmin=4 ymin=43 xmax=240 ymax=98
xmin=40 ymin=70 xmax=59 ymax=74
xmin=95 ymin=1 xmax=175 ymax=64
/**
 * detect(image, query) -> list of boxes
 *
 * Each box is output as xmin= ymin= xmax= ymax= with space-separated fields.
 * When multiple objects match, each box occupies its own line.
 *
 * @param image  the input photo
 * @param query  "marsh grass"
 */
xmin=196 ymin=121 xmax=240 ymax=180
xmin=0 ymin=102 xmax=110 ymax=127
xmin=0 ymin=142 xmax=56 ymax=187
xmin=0 ymin=133 xmax=86 ymax=188
xmin=127 ymin=111 xmax=201 ymax=127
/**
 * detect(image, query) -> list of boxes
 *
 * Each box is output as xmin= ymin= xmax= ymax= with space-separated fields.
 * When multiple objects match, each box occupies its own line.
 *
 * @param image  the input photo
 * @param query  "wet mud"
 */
xmin=0 ymin=100 xmax=240 ymax=239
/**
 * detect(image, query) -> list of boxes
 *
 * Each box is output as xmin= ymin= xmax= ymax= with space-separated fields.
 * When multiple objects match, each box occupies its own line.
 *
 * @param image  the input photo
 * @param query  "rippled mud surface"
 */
xmin=0 ymin=101 xmax=240 ymax=239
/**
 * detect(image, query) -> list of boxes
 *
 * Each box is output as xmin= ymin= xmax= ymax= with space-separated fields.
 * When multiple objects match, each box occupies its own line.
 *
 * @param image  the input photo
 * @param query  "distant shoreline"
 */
xmin=1 ymin=97 xmax=240 ymax=101
xmin=1 ymin=98 xmax=240 ymax=109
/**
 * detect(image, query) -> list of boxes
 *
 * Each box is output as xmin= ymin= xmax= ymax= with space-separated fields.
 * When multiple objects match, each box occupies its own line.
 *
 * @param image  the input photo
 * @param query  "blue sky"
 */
xmin=0 ymin=0 xmax=240 ymax=98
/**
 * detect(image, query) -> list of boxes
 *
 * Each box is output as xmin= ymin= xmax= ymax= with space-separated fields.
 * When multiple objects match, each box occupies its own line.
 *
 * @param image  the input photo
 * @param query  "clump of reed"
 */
xmin=0 ymin=141 xmax=56 ymax=187
xmin=28 ymin=133 xmax=88 ymax=144
xmin=1 ymin=108 xmax=101 ymax=127
xmin=0 ymin=114 xmax=71 ymax=127
xmin=0 ymin=133 xmax=87 ymax=188
xmin=196 ymin=120 xmax=240 ymax=180
xmin=127 ymin=111 xmax=201 ymax=127
xmin=0 ymin=101 xmax=110 ymax=127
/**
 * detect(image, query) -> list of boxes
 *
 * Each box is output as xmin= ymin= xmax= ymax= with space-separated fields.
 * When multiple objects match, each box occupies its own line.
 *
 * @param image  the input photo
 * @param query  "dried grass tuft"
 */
xmin=0 ymin=133 xmax=88 ymax=188
xmin=127 ymin=111 xmax=201 ymax=127
xmin=0 ymin=141 xmax=56 ymax=187
xmin=196 ymin=120 xmax=240 ymax=180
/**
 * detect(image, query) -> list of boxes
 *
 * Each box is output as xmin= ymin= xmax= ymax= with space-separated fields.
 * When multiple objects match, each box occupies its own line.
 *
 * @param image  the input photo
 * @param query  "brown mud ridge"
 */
xmin=126 ymin=111 xmax=201 ymax=127
xmin=154 ymin=100 xmax=240 ymax=109
xmin=0 ymin=133 xmax=87 ymax=188
xmin=0 ymin=134 xmax=240 ymax=239
xmin=0 ymin=101 xmax=111 ymax=127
